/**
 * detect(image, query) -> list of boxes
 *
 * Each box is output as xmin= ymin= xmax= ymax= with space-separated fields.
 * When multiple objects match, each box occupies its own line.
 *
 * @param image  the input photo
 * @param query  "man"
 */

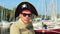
xmin=10 ymin=2 xmax=38 ymax=34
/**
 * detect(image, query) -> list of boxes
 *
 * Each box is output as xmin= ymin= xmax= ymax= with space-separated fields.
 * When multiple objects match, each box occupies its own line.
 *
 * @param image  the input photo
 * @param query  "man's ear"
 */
xmin=19 ymin=14 xmax=21 ymax=18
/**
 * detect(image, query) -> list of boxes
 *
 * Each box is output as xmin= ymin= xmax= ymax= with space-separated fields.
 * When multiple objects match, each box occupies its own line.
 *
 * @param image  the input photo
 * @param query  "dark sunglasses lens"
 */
xmin=23 ymin=13 xmax=27 ymax=17
xmin=22 ymin=13 xmax=31 ymax=17
xmin=28 ymin=14 xmax=31 ymax=17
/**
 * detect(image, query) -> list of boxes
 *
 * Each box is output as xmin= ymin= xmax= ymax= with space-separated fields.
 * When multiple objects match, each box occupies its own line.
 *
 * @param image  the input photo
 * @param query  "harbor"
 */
xmin=0 ymin=0 xmax=60 ymax=34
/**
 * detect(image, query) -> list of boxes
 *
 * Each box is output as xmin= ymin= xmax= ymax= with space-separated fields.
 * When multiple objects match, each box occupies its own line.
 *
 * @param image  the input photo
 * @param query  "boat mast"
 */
xmin=43 ymin=0 xmax=47 ymax=18
xmin=55 ymin=0 xmax=58 ymax=21
xmin=50 ymin=0 xmax=55 ymax=21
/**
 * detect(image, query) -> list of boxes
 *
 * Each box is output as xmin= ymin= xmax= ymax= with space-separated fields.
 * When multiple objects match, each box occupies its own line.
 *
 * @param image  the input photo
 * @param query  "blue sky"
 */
xmin=0 ymin=0 xmax=60 ymax=15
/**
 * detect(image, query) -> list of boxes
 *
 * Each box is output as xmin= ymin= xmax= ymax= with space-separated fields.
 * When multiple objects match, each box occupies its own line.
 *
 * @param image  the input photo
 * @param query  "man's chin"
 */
xmin=24 ymin=21 xmax=29 ymax=24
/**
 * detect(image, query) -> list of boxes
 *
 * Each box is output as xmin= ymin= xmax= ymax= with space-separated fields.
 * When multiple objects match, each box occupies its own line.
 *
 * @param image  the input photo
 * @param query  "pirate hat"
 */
xmin=15 ymin=2 xmax=38 ymax=18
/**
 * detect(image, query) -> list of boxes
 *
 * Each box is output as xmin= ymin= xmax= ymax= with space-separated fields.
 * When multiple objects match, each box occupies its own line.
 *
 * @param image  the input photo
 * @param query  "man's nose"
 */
xmin=26 ymin=15 xmax=29 ymax=17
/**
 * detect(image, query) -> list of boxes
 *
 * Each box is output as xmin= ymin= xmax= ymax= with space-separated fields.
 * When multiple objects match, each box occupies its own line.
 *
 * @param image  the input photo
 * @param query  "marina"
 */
xmin=0 ymin=0 xmax=60 ymax=34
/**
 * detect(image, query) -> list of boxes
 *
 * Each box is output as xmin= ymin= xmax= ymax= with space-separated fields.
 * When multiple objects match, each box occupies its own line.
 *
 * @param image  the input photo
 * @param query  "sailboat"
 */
xmin=33 ymin=0 xmax=60 ymax=34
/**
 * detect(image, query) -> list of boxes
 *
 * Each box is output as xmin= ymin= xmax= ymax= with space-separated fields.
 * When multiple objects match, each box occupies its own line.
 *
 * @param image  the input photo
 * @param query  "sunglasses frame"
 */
xmin=21 ymin=13 xmax=32 ymax=17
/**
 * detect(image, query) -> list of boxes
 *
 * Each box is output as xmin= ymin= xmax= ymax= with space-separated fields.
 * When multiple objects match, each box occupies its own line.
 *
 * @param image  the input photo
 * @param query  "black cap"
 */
xmin=15 ymin=2 xmax=38 ymax=18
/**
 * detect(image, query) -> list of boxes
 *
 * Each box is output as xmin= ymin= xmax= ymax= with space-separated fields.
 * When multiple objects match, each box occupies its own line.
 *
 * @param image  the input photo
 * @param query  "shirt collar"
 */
xmin=18 ymin=18 xmax=28 ymax=26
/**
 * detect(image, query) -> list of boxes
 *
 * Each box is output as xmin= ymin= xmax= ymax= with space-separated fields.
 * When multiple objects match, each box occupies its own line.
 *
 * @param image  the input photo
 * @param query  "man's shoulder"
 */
xmin=10 ymin=22 xmax=18 ymax=28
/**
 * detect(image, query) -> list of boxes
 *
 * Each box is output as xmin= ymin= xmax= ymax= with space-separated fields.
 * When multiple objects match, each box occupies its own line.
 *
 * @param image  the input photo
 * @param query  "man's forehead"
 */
xmin=22 ymin=10 xmax=31 ymax=12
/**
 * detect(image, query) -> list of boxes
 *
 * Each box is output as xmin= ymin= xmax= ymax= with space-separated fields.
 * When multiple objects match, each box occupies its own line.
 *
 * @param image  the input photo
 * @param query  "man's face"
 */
xmin=19 ymin=10 xmax=31 ymax=24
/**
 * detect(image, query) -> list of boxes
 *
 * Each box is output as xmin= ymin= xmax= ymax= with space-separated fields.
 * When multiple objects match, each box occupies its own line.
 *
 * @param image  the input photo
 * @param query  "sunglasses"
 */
xmin=21 ymin=13 xmax=31 ymax=17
